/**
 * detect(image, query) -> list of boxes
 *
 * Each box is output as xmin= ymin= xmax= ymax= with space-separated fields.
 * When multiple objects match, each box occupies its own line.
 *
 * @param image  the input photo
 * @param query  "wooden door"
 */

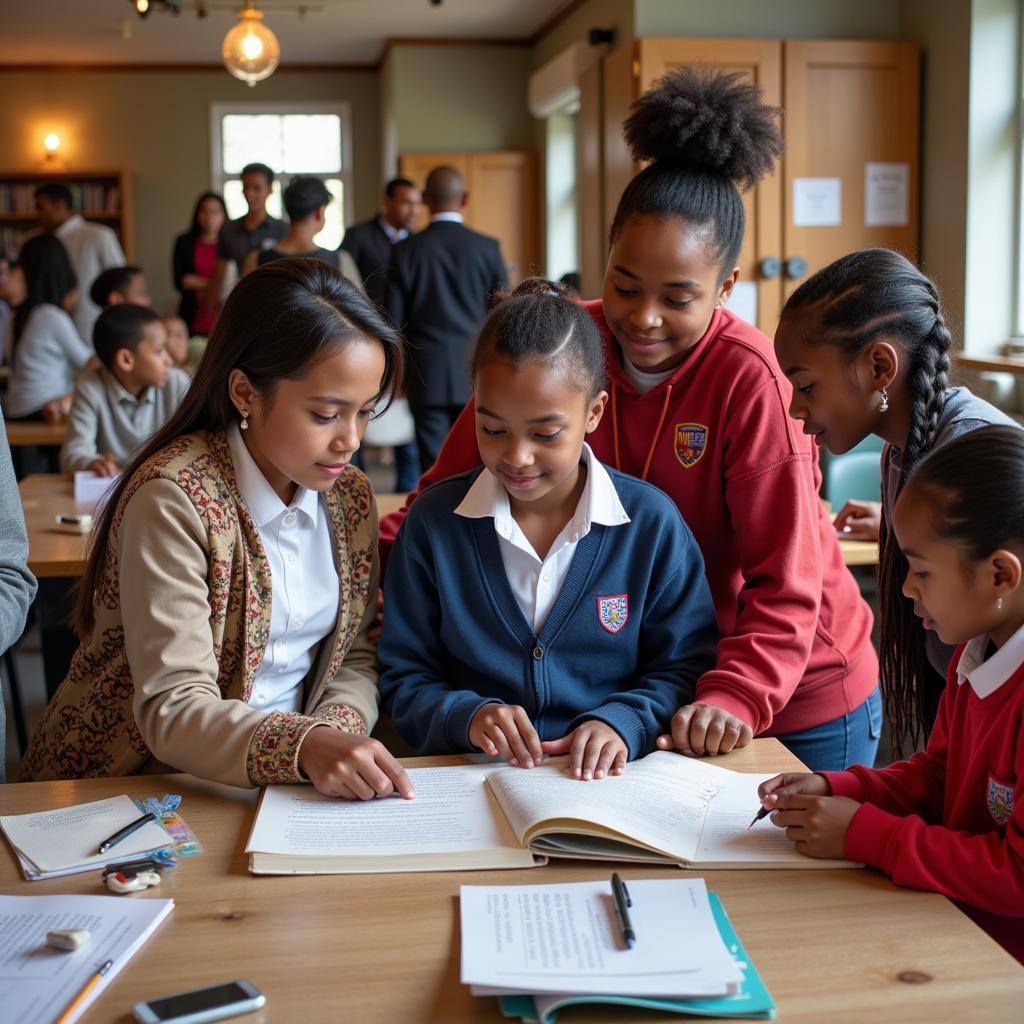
xmin=397 ymin=153 xmax=470 ymax=231
xmin=634 ymin=38 xmax=784 ymax=332
xmin=398 ymin=151 xmax=538 ymax=287
xmin=578 ymin=57 xmax=605 ymax=299
xmin=783 ymin=40 xmax=920 ymax=300
xmin=466 ymin=151 xmax=538 ymax=287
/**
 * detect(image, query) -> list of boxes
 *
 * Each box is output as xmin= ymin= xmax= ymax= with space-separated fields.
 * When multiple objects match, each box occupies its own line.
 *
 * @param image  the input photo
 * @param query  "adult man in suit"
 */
xmin=387 ymin=166 xmax=506 ymax=469
xmin=340 ymin=178 xmax=421 ymax=307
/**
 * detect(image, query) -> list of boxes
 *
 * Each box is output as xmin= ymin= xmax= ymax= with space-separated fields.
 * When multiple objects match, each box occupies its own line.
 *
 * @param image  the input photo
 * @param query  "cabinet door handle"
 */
xmin=758 ymin=256 xmax=781 ymax=279
xmin=785 ymin=256 xmax=808 ymax=280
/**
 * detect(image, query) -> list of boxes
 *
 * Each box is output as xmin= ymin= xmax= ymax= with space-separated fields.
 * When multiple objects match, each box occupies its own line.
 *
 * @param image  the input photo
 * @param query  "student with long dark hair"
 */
xmin=172 ymin=191 xmax=227 ymax=335
xmin=380 ymin=66 xmax=880 ymax=773
xmin=775 ymin=249 xmax=1020 ymax=744
xmin=22 ymin=257 xmax=414 ymax=800
xmin=760 ymin=426 xmax=1024 ymax=964
xmin=5 ymin=234 xmax=91 ymax=423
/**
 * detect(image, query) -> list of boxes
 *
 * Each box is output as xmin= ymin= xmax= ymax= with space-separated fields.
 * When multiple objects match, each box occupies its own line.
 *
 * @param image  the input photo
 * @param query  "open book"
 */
xmin=246 ymin=751 xmax=856 ymax=874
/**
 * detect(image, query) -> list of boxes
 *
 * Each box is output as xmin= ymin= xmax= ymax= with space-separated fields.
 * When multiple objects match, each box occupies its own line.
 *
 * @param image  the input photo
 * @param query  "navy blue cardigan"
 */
xmin=378 ymin=467 xmax=719 ymax=759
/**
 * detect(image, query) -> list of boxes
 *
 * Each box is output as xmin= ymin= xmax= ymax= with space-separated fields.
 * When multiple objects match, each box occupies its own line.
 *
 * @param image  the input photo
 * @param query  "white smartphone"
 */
xmin=132 ymin=980 xmax=265 ymax=1024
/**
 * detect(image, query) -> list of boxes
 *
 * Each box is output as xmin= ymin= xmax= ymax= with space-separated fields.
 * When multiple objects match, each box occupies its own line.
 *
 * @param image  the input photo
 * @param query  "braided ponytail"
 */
xmin=781 ymin=249 xmax=954 ymax=748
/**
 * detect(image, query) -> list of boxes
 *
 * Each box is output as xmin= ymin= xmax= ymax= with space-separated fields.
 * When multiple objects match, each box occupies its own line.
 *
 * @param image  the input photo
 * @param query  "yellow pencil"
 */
xmin=55 ymin=958 xmax=114 ymax=1024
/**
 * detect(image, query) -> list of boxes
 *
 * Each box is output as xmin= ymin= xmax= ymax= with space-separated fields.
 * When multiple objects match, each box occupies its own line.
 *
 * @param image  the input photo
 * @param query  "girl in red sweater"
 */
xmin=381 ymin=66 xmax=879 ymax=771
xmin=759 ymin=426 xmax=1024 ymax=962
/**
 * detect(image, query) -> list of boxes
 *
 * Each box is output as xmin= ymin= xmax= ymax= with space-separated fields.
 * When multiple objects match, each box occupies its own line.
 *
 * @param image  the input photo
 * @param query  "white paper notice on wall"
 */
xmin=792 ymin=178 xmax=841 ymax=227
xmin=864 ymin=162 xmax=909 ymax=227
xmin=726 ymin=280 xmax=757 ymax=327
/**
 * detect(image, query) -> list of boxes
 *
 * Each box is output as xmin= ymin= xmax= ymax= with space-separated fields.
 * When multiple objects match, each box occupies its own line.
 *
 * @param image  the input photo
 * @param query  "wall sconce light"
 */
xmin=222 ymin=1 xmax=281 ymax=87
xmin=43 ymin=133 xmax=61 ymax=161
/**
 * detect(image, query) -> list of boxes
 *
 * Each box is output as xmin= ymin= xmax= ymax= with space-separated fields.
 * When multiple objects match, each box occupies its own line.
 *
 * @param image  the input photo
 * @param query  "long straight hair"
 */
xmin=12 ymin=234 xmax=77 ymax=353
xmin=73 ymin=257 xmax=404 ymax=637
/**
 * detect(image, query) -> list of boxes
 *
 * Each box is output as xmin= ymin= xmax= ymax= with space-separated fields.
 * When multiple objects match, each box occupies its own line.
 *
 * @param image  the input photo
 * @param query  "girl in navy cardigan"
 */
xmin=379 ymin=279 xmax=719 ymax=780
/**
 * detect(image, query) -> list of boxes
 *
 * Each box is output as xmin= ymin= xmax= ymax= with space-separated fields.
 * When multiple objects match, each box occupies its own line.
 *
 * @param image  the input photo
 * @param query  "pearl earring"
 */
xmin=240 ymin=410 xmax=249 ymax=431
xmin=997 ymin=597 xmax=1004 ymax=611
xmin=879 ymin=387 xmax=889 ymax=413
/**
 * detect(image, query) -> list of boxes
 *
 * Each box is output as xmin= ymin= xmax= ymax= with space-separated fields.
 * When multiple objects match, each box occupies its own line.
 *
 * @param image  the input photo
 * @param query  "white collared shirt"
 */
xmin=454 ymin=443 xmax=630 ymax=632
xmin=55 ymin=213 xmax=126 ymax=343
xmin=227 ymin=426 xmax=339 ymax=714
xmin=377 ymin=217 xmax=408 ymax=244
xmin=430 ymin=211 xmax=464 ymax=224
xmin=955 ymin=620 xmax=1024 ymax=699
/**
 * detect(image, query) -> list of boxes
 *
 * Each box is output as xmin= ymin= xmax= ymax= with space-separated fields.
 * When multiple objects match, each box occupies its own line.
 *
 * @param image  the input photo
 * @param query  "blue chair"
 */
xmin=825 ymin=449 xmax=882 ymax=508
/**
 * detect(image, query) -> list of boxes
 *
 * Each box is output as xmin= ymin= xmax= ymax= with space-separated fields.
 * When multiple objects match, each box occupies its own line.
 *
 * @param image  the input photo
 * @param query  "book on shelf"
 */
xmin=245 ymin=750 xmax=857 ymax=874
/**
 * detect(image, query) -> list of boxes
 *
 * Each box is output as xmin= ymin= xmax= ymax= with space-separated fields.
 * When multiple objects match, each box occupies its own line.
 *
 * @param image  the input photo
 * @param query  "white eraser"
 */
xmin=46 ymin=928 xmax=91 ymax=950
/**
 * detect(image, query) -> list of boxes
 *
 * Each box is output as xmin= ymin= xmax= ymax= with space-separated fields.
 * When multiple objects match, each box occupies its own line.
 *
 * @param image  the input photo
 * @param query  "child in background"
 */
xmin=774 ymin=249 xmax=1021 ymax=743
xmin=162 ymin=314 xmax=191 ymax=369
xmin=379 ymin=279 xmax=719 ymax=779
xmin=759 ymin=426 xmax=1024 ymax=963
xmin=380 ymin=67 xmax=879 ymax=773
xmin=60 ymin=305 xmax=190 ymax=477
xmin=22 ymin=258 xmax=413 ymax=800
xmin=4 ymin=235 xmax=92 ymax=425
xmin=89 ymin=265 xmax=151 ymax=308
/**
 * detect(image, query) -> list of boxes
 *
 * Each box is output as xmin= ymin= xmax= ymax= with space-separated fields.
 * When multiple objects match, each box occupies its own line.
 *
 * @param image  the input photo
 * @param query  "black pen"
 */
xmin=96 ymin=811 xmax=156 ymax=854
xmin=610 ymin=872 xmax=636 ymax=949
xmin=747 ymin=804 xmax=770 ymax=830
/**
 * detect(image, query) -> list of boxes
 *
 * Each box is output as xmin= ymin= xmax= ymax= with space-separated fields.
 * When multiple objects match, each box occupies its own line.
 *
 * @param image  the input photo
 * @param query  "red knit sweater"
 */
xmin=824 ymin=653 xmax=1024 ymax=963
xmin=380 ymin=302 xmax=877 ymax=735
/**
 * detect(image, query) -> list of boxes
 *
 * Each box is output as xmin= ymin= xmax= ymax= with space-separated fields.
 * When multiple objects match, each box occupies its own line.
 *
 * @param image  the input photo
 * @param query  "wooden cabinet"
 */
xmin=398 ymin=151 xmax=537 ymax=287
xmin=590 ymin=38 xmax=919 ymax=333
xmin=0 ymin=169 xmax=133 ymax=262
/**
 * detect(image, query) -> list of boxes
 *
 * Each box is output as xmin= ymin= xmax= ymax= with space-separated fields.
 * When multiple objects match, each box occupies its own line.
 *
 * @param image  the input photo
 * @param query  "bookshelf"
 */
xmin=0 ymin=169 xmax=133 ymax=262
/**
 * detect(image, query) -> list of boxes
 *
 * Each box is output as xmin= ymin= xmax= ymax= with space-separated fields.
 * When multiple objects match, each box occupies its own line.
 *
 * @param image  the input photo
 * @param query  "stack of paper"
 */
xmin=461 ymin=879 xmax=775 ymax=1020
xmin=0 ymin=893 xmax=173 ymax=1024
xmin=0 ymin=795 xmax=175 ymax=880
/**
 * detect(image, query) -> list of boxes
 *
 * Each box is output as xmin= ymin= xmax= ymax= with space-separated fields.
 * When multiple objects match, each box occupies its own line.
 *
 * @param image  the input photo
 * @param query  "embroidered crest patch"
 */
xmin=674 ymin=423 xmax=708 ymax=468
xmin=987 ymin=776 xmax=1014 ymax=826
xmin=597 ymin=594 xmax=629 ymax=634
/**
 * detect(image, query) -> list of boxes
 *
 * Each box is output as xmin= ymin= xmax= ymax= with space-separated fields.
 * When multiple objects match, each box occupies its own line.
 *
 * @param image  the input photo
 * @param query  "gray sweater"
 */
xmin=882 ymin=386 xmax=1021 ymax=676
xmin=0 ymin=411 xmax=39 ymax=782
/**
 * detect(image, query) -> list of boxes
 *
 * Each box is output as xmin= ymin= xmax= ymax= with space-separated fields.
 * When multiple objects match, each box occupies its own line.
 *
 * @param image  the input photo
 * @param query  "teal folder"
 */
xmin=497 ymin=891 xmax=775 ymax=1022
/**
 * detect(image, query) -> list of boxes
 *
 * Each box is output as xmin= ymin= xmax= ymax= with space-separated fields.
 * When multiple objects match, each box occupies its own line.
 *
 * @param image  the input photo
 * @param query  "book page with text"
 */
xmin=486 ymin=754 xmax=722 ymax=862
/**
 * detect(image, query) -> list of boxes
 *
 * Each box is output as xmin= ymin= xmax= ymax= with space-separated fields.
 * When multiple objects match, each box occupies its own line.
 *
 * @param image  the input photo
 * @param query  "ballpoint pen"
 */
xmin=610 ymin=872 xmax=636 ymax=949
xmin=747 ymin=804 xmax=770 ymax=829
xmin=97 ymin=811 xmax=156 ymax=855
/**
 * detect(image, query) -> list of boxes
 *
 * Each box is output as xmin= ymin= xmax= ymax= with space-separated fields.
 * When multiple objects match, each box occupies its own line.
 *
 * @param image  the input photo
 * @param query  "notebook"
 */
xmin=497 ymin=892 xmax=776 ymax=1022
xmin=0 ymin=893 xmax=174 ymax=1024
xmin=245 ymin=751 xmax=857 ymax=874
xmin=0 ymin=794 xmax=175 ymax=880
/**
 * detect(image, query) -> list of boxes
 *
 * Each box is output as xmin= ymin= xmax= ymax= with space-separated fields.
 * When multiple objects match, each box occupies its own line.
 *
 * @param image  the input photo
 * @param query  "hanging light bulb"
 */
xmin=222 ymin=2 xmax=280 ymax=87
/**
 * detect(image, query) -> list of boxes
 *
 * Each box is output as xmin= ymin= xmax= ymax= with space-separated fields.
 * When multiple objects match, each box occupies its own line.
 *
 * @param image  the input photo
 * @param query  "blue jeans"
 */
xmin=775 ymin=686 xmax=882 ymax=772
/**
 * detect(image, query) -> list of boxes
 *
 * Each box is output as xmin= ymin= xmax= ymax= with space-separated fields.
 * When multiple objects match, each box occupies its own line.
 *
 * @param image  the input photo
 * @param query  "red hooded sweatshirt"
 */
xmin=380 ymin=301 xmax=877 ymax=736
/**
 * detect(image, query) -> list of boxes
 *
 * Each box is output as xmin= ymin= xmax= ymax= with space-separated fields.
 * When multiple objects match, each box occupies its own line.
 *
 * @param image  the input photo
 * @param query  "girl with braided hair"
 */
xmin=382 ymin=65 xmax=881 ymax=773
xmin=775 ymin=248 xmax=1021 ymax=746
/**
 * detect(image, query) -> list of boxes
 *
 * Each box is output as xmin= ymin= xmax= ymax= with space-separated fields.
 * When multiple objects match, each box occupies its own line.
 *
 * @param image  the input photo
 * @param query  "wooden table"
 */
xmin=2 ymin=743 xmax=1020 ymax=1023
xmin=16 ymin=476 xmax=410 ymax=580
xmin=957 ymin=353 xmax=1024 ymax=375
xmin=5 ymin=419 xmax=67 ymax=447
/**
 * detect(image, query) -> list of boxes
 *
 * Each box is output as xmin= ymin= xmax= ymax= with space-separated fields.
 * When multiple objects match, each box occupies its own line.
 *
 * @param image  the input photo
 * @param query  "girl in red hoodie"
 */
xmin=380 ymin=66 xmax=879 ymax=771
xmin=759 ymin=426 xmax=1024 ymax=963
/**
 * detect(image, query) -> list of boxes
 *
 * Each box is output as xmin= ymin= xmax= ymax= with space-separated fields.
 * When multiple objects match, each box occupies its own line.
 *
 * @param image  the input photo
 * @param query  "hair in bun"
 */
xmin=471 ymin=277 xmax=605 ymax=399
xmin=610 ymin=64 xmax=783 ymax=278
xmin=624 ymin=65 xmax=782 ymax=191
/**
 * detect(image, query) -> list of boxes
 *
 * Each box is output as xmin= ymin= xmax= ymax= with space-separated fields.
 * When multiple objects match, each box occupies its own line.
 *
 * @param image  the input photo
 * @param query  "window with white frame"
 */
xmin=210 ymin=102 xmax=353 ymax=250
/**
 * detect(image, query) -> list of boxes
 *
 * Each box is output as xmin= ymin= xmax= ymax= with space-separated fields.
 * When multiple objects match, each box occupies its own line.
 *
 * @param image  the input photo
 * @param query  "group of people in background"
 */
xmin=0 ymin=64 xmax=1021 ymax=963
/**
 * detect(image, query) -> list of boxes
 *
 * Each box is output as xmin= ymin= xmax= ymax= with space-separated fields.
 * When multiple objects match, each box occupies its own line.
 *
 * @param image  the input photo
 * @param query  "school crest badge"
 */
xmin=987 ymin=776 xmax=1014 ymax=826
xmin=674 ymin=423 xmax=708 ymax=468
xmin=597 ymin=594 xmax=629 ymax=634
